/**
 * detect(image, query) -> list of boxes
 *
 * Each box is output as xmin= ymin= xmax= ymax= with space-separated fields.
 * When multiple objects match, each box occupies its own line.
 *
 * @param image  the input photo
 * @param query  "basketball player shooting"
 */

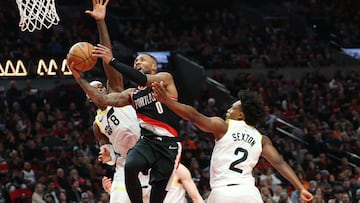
xmin=68 ymin=4 xmax=185 ymax=200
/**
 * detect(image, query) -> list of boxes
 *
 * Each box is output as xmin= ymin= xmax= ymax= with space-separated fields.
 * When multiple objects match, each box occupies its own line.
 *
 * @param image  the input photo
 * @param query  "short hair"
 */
xmin=141 ymin=53 xmax=158 ymax=66
xmin=237 ymin=89 xmax=266 ymax=126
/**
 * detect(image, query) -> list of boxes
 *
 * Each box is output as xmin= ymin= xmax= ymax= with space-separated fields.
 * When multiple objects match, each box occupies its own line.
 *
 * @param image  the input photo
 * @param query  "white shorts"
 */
xmin=208 ymin=184 xmax=262 ymax=203
xmin=110 ymin=163 xmax=151 ymax=203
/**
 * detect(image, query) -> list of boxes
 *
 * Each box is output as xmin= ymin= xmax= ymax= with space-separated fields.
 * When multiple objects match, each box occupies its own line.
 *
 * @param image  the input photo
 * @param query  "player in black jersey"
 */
xmin=69 ymin=46 xmax=181 ymax=203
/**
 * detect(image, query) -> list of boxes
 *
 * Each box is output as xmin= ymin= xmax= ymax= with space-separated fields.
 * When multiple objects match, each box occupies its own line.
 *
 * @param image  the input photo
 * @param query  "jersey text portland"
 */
xmin=132 ymin=86 xmax=180 ymax=137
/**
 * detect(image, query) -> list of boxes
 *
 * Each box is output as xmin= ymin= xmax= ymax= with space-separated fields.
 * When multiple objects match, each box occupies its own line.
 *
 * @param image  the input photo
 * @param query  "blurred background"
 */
xmin=0 ymin=0 xmax=359 ymax=202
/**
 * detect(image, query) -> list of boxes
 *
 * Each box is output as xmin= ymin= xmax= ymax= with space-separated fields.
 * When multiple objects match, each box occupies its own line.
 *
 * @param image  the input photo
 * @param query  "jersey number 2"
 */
xmin=229 ymin=147 xmax=248 ymax=173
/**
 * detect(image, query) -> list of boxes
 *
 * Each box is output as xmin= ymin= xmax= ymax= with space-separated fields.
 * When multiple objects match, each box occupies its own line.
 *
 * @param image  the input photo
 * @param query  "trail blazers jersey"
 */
xmin=95 ymin=105 xmax=140 ymax=158
xmin=131 ymin=86 xmax=180 ymax=137
xmin=210 ymin=119 xmax=262 ymax=189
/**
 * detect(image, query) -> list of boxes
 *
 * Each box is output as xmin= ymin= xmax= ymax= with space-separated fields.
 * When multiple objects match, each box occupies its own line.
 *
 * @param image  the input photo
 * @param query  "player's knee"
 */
xmin=125 ymin=157 xmax=144 ymax=174
xmin=124 ymin=160 xmax=138 ymax=175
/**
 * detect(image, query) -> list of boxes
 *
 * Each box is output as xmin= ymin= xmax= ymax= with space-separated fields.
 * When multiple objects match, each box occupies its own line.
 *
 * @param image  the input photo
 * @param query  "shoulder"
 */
xmin=261 ymin=135 xmax=272 ymax=146
xmin=156 ymin=71 xmax=173 ymax=77
xmin=152 ymin=72 xmax=174 ymax=83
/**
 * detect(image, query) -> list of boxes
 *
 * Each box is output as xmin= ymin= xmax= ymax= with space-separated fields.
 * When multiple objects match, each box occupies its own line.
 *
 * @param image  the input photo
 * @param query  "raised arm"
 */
xmin=176 ymin=164 xmax=204 ymax=203
xmin=85 ymin=0 xmax=124 ymax=92
xmin=152 ymin=81 xmax=226 ymax=140
xmin=68 ymin=62 xmax=132 ymax=108
xmin=261 ymin=135 xmax=313 ymax=201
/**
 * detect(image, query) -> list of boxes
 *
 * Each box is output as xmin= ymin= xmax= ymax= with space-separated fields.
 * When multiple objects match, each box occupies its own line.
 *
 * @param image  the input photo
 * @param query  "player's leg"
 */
xmin=149 ymin=140 xmax=181 ymax=203
xmin=149 ymin=179 xmax=169 ymax=203
xmin=110 ymin=165 xmax=131 ymax=203
xmin=139 ymin=172 xmax=151 ymax=203
xmin=124 ymin=147 xmax=150 ymax=203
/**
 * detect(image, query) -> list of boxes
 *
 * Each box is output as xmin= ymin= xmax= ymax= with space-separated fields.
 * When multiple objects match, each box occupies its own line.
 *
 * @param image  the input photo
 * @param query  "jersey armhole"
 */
xmin=129 ymin=88 xmax=136 ymax=108
xmin=94 ymin=118 xmax=105 ymax=135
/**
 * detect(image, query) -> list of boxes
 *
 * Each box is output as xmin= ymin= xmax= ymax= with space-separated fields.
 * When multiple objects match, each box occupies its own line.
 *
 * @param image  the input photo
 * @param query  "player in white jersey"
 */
xmin=92 ymin=82 xmax=148 ymax=203
xmin=208 ymin=119 xmax=263 ymax=202
xmin=94 ymin=101 xmax=139 ymax=159
xmin=100 ymin=153 xmax=204 ymax=203
xmin=152 ymin=82 xmax=314 ymax=203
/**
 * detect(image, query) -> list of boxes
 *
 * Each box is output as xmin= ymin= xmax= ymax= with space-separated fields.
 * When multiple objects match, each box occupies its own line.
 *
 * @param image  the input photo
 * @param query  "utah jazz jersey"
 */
xmin=95 ymin=105 xmax=140 ymax=158
xmin=131 ymin=86 xmax=180 ymax=137
xmin=210 ymin=119 xmax=262 ymax=189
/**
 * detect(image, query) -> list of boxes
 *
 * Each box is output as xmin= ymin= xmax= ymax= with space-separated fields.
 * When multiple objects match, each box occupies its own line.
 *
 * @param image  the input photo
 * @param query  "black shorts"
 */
xmin=131 ymin=135 xmax=181 ymax=184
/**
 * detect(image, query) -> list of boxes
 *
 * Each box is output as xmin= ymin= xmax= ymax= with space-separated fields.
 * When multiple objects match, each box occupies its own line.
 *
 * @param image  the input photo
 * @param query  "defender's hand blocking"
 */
xmin=152 ymin=81 xmax=170 ymax=103
xmin=85 ymin=0 xmax=109 ymax=21
xmin=92 ymin=44 xmax=114 ymax=64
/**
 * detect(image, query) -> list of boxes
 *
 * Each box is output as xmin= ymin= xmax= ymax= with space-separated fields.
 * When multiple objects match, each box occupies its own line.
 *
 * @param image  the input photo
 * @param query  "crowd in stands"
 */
xmin=0 ymin=0 xmax=359 ymax=202
xmin=0 ymin=68 xmax=358 ymax=203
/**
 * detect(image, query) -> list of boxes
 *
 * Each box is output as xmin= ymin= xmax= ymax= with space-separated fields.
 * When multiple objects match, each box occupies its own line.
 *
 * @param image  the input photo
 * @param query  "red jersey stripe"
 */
xmin=137 ymin=114 xmax=179 ymax=137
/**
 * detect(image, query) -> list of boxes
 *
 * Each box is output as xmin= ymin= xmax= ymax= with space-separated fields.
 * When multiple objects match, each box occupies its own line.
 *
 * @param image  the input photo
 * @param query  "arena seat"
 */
xmin=9 ymin=188 xmax=32 ymax=203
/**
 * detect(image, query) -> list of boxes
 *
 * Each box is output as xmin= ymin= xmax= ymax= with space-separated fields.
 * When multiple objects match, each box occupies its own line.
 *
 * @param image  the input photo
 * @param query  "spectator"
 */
xmin=45 ymin=181 xmax=60 ymax=203
xmin=80 ymin=191 xmax=90 ymax=203
xmin=58 ymin=189 xmax=68 ymax=203
xmin=32 ymin=183 xmax=46 ymax=203
xmin=67 ymin=178 xmax=82 ymax=203
xmin=52 ymin=168 xmax=68 ymax=191
xmin=43 ymin=192 xmax=56 ymax=203
xmin=312 ymin=187 xmax=325 ymax=203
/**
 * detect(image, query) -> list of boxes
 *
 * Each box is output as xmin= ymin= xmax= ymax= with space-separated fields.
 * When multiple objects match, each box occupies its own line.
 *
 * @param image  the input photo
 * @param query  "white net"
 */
xmin=16 ymin=0 xmax=60 ymax=32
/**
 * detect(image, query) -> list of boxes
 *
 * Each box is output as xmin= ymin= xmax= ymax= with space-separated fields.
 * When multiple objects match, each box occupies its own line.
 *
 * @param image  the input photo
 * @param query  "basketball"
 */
xmin=67 ymin=42 xmax=98 ymax=72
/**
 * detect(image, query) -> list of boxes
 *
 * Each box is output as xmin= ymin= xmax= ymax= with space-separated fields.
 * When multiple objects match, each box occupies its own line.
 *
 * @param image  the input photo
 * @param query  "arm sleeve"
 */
xmin=109 ymin=58 xmax=147 ymax=86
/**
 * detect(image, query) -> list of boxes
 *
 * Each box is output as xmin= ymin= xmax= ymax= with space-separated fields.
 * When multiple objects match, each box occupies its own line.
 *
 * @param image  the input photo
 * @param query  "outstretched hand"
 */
xmin=85 ymin=0 xmax=109 ymax=21
xmin=152 ymin=81 xmax=170 ymax=103
xmin=92 ymin=44 xmax=113 ymax=64
xmin=67 ymin=58 xmax=81 ymax=79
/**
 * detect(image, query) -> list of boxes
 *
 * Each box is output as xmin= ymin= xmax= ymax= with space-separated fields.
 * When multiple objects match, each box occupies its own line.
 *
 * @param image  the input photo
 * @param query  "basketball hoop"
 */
xmin=15 ymin=0 xmax=60 ymax=32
